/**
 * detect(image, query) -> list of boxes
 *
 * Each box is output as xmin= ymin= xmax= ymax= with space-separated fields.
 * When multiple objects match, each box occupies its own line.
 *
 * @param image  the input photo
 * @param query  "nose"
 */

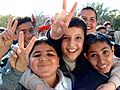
xmin=68 ymin=38 xmax=75 ymax=47
xmin=39 ymin=54 xmax=48 ymax=62
xmin=97 ymin=55 xmax=106 ymax=66
xmin=86 ymin=19 xmax=91 ymax=26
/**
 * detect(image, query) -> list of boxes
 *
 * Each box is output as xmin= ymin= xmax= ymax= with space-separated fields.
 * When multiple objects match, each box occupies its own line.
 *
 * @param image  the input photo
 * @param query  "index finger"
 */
xmin=62 ymin=0 xmax=67 ymax=16
xmin=26 ymin=36 xmax=36 ymax=55
xmin=32 ymin=14 xmax=36 ymax=27
xmin=18 ymin=31 xmax=24 ymax=49
xmin=67 ymin=2 xmax=77 ymax=19
xmin=7 ymin=16 xmax=13 ymax=30
xmin=11 ymin=20 xmax=18 ymax=33
xmin=62 ymin=0 xmax=67 ymax=11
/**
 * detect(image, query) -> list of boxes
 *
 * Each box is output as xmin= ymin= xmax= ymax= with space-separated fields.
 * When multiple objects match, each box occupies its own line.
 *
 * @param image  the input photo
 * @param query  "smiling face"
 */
xmin=86 ymin=41 xmax=113 ymax=73
xmin=80 ymin=9 xmax=97 ymax=34
xmin=29 ymin=42 xmax=59 ymax=78
xmin=61 ymin=27 xmax=84 ymax=61
xmin=16 ymin=22 xmax=37 ymax=47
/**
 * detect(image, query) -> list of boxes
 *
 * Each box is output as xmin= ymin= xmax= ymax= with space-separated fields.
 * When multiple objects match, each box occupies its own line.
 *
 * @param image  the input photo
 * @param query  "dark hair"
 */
xmin=29 ymin=36 xmax=60 ymax=57
xmin=12 ymin=16 xmax=34 ymax=28
xmin=84 ymin=33 xmax=113 ymax=54
xmin=68 ymin=17 xmax=87 ymax=41
xmin=79 ymin=6 xmax=97 ymax=20
xmin=96 ymin=25 xmax=106 ymax=31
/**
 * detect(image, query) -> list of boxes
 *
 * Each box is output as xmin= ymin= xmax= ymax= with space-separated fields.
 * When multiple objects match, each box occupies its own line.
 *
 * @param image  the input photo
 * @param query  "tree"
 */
xmin=0 ymin=15 xmax=11 ymax=28
xmin=114 ymin=15 xmax=120 ymax=30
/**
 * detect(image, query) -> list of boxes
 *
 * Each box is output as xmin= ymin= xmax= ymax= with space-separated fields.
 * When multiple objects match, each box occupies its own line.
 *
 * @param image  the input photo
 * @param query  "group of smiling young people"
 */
xmin=0 ymin=0 xmax=120 ymax=90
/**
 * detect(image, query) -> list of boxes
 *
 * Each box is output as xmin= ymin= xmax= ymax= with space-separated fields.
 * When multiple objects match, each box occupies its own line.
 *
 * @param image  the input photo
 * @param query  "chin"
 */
xmin=100 ymin=69 xmax=110 ymax=74
xmin=68 ymin=57 xmax=77 ymax=62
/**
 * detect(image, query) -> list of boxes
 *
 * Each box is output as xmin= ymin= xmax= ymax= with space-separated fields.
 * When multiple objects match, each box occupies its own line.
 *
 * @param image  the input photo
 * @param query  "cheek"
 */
xmin=30 ymin=60 xmax=38 ymax=70
xmin=78 ymin=41 xmax=84 ymax=50
xmin=52 ymin=58 xmax=59 ymax=66
xmin=93 ymin=22 xmax=97 ymax=28
xmin=61 ymin=41 xmax=67 ymax=48
xmin=61 ymin=41 xmax=67 ymax=51
xmin=89 ymin=59 xmax=97 ymax=67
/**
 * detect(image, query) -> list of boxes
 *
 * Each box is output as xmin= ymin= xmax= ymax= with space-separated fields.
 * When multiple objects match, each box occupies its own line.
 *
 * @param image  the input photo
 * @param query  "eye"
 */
xmin=47 ymin=53 xmax=53 ymax=56
xmin=81 ymin=17 xmax=87 ymax=22
xmin=33 ymin=54 xmax=41 ymax=57
xmin=89 ymin=53 xmax=97 ymax=59
xmin=75 ymin=36 xmax=82 ymax=41
xmin=103 ymin=50 xmax=109 ymax=55
xmin=90 ymin=18 xmax=96 ymax=23
xmin=29 ymin=29 xmax=34 ymax=33
xmin=62 ymin=36 xmax=69 ymax=40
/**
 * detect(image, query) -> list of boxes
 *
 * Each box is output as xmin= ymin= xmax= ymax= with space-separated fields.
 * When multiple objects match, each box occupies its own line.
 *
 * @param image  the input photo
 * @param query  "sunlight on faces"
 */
xmin=80 ymin=10 xmax=97 ymax=34
xmin=86 ymin=42 xmax=113 ymax=73
xmin=61 ymin=27 xmax=84 ymax=61
xmin=16 ymin=22 xmax=37 ymax=47
xmin=29 ymin=43 xmax=59 ymax=78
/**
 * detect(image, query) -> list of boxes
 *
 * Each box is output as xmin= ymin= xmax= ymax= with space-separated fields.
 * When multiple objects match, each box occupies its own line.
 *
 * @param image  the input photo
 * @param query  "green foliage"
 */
xmin=114 ymin=15 xmax=120 ymax=30
xmin=0 ymin=15 xmax=10 ymax=28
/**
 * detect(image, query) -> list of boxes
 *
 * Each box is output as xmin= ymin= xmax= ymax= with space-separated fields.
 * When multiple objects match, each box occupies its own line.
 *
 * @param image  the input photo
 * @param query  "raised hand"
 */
xmin=9 ymin=31 xmax=36 ymax=72
xmin=0 ymin=16 xmax=18 ymax=60
xmin=32 ymin=14 xmax=37 ymax=27
xmin=50 ymin=0 xmax=77 ymax=39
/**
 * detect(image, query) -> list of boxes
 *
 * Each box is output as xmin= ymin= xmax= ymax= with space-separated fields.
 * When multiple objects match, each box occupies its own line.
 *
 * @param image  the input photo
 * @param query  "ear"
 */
xmin=84 ymin=53 xmax=89 ymax=60
xmin=112 ymin=45 xmax=114 ymax=55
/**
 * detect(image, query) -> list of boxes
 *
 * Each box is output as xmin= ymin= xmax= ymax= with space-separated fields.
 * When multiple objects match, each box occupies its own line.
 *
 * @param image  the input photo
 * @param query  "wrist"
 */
xmin=0 ymin=47 xmax=9 ymax=59
xmin=108 ymin=81 xmax=116 ymax=89
xmin=15 ymin=60 xmax=27 ymax=72
xmin=50 ymin=29 xmax=63 ymax=40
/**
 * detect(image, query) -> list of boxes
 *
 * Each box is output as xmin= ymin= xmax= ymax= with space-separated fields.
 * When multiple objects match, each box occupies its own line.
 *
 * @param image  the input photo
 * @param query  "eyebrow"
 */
xmin=88 ymin=47 xmax=110 ymax=54
xmin=82 ymin=16 xmax=96 ymax=19
xmin=33 ymin=50 xmax=56 ymax=54
xmin=63 ymin=33 xmax=83 ymax=37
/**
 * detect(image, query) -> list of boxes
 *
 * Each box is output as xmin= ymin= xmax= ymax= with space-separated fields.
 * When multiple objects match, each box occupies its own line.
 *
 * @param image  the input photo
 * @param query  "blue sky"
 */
xmin=0 ymin=0 xmax=120 ymax=17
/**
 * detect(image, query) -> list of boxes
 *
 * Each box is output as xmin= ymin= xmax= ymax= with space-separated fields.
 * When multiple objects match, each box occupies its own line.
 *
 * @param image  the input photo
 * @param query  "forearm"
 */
xmin=0 ymin=47 xmax=9 ymax=60
xmin=0 ymin=62 xmax=23 ymax=90
xmin=109 ymin=60 xmax=120 ymax=88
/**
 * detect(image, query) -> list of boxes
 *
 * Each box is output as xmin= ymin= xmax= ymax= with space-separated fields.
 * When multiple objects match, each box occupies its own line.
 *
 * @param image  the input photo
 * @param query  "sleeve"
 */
xmin=19 ymin=68 xmax=44 ymax=90
xmin=108 ymin=59 xmax=120 ymax=88
xmin=0 ymin=61 xmax=23 ymax=90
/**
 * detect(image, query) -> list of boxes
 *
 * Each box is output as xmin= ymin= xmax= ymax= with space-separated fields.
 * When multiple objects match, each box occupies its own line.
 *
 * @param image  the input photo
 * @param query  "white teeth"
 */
xmin=68 ymin=49 xmax=76 ymax=52
xmin=101 ymin=65 xmax=107 ymax=68
xmin=87 ymin=26 xmax=91 ymax=30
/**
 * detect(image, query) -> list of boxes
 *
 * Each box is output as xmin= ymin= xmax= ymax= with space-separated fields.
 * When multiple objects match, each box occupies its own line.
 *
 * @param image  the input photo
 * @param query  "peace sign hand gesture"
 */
xmin=0 ymin=16 xmax=18 ymax=60
xmin=50 ymin=0 xmax=77 ymax=39
xmin=9 ymin=31 xmax=36 ymax=72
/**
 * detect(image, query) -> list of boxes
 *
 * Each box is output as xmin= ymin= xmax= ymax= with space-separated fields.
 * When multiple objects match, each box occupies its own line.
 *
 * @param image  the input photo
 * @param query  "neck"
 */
xmin=63 ymin=55 xmax=76 ymax=71
xmin=43 ymin=73 xmax=59 ymax=88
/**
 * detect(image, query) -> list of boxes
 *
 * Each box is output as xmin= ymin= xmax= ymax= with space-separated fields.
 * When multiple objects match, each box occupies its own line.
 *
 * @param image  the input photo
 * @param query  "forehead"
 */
xmin=17 ymin=22 xmax=33 ymax=31
xmin=88 ymin=41 xmax=111 ymax=51
xmin=64 ymin=27 xmax=84 ymax=36
xmin=81 ymin=9 xmax=96 ymax=18
xmin=33 ymin=43 xmax=56 ymax=52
